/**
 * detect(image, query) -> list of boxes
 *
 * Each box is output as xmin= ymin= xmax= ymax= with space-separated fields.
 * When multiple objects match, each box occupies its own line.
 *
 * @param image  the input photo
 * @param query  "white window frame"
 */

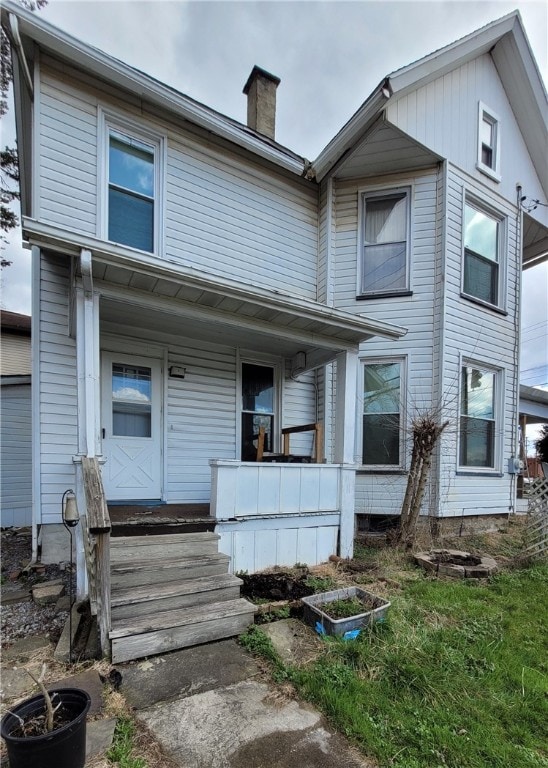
xmin=457 ymin=358 xmax=504 ymax=474
xmin=357 ymin=185 xmax=412 ymax=297
xmin=236 ymin=351 xmax=282 ymax=461
xmin=98 ymin=108 xmax=165 ymax=256
xmin=476 ymin=102 xmax=501 ymax=182
xmin=359 ymin=356 xmax=407 ymax=470
xmin=461 ymin=194 xmax=506 ymax=311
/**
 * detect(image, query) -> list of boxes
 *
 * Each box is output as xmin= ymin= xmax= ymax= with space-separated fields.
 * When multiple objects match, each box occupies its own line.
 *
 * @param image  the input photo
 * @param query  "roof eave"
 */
xmin=1 ymin=2 xmax=306 ymax=177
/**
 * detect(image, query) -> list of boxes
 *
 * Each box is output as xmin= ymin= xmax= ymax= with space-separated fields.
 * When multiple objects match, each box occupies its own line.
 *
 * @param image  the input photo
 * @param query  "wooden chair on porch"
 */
xmin=256 ymin=423 xmax=324 ymax=463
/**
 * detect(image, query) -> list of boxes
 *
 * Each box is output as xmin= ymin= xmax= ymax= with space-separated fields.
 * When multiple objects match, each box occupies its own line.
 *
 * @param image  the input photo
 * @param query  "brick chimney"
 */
xmin=243 ymin=65 xmax=280 ymax=140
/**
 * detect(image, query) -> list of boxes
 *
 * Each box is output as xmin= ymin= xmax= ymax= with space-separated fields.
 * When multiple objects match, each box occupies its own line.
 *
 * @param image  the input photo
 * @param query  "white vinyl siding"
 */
xmin=0 ymin=334 xmax=31 ymax=375
xmin=165 ymin=138 xmax=317 ymax=299
xmin=38 ymin=254 xmax=79 ymax=523
xmin=438 ymin=164 xmax=519 ymax=515
xmin=38 ymin=57 xmax=317 ymax=301
xmin=1 ymin=384 xmax=32 ymax=527
xmin=386 ymin=52 xmax=545 ymax=209
xmin=166 ymin=341 xmax=237 ymax=503
xmin=217 ymin=515 xmax=338 ymax=573
xmin=39 ymin=63 xmax=98 ymax=233
xmin=330 ymin=169 xmax=439 ymax=515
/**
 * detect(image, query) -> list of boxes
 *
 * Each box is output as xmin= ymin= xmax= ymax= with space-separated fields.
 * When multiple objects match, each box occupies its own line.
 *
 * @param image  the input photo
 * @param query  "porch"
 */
xmin=39 ymin=246 xmax=406 ymax=661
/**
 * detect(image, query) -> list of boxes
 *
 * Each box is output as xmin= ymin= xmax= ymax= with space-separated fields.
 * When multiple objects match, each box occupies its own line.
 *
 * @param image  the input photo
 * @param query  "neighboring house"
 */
xmin=0 ymin=311 xmax=32 ymax=527
xmin=2 ymin=5 xmax=547 ymax=659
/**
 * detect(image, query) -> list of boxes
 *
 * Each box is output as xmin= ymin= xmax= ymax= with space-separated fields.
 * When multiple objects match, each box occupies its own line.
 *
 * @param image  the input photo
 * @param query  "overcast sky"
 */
xmin=1 ymin=0 xmax=547 ymax=389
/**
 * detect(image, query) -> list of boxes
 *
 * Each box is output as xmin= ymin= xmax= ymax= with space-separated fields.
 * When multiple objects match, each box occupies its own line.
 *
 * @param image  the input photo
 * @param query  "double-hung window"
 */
xmin=360 ymin=188 xmax=410 ymax=296
xmin=463 ymin=200 xmax=502 ymax=307
xmin=362 ymin=361 xmax=403 ymax=467
xmin=108 ymin=130 xmax=155 ymax=252
xmin=459 ymin=365 xmax=498 ymax=469
xmin=476 ymin=103 xmax=500 ymax=180
xmin=101 ymin=113 xmax=163 ymax=254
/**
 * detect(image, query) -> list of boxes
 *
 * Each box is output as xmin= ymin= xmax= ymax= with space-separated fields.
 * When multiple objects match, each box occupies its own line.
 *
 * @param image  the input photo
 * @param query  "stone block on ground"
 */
xmin=0 ymin=664 xmax=42 ymax=702
xmin=54 ymin=602 xmax=84 ymax=662
xmin=0 ymin=587 xmax=31 ymax=605
xmin=55 ymin=595 xmax=71 ymax=613
xmin=120 ymin=639 xmax=258 ymax=710
xmin=86 ymin=717 xmax=117 ymax=760
xmin=2 ymin=634 xmax=51 ymax=662
xmin=48 ymin=669 xmax=104 ymax=716
xmin=32 ymin=582 xmax=65 ymax=605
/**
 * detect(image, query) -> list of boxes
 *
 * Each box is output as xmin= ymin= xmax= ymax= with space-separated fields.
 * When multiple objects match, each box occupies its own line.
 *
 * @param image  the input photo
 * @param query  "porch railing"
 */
xmin=210 ymin=459 xmax=341 ymax=519
xmin=81 ymin=457 xmax=111 ymax=658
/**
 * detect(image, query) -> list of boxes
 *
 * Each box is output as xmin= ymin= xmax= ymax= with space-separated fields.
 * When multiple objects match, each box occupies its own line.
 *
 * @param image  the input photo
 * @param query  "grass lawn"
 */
xmin=243 ymin=557 xmax=548 ymax=767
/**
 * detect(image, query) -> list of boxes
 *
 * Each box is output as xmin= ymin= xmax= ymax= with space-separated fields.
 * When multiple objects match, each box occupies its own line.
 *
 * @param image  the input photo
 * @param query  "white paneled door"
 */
xmin=101 ymin=353 xmax=163 ymax=500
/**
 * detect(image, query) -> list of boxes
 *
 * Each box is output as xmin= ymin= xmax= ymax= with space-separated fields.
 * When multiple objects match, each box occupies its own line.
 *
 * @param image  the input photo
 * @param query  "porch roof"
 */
xmin=25 ymin=218 xmax=406 ymax=362
xmin=94 ymin=251 xmax=406 ymax=364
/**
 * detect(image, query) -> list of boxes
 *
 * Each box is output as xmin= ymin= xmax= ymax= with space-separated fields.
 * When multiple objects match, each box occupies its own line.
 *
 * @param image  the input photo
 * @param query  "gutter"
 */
xmin=5 ymin=13 xmax=33 ymax=96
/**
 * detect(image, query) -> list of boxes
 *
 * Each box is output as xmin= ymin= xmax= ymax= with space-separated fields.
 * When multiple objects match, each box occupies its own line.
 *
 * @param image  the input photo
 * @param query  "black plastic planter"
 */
xmin=1 ymin=687 xmax=91 ymax=768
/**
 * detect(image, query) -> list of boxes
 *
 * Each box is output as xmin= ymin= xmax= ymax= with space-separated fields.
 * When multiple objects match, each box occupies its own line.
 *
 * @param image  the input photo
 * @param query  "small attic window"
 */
xmin=477 ymin=102 xmax=501 ymax=182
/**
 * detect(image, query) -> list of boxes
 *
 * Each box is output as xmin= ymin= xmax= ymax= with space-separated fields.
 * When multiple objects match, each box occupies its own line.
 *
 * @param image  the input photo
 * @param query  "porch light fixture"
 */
xmin=62 ymin=489 xmax=79 ymax=663
xmin=169 ymin=366 xmax=186 ymax=379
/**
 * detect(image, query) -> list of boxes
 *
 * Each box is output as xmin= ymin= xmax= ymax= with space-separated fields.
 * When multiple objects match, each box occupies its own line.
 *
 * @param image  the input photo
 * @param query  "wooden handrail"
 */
xmin=81 ymin=457 xmax=111 ymax=659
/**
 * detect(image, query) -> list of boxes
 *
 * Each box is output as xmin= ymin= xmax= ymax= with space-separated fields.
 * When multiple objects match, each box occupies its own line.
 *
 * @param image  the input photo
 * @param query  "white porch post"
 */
xmin=334 ymin=349 xmax=359 ymax=558
xmin=75 ymin=249 xmax=100 ymax=599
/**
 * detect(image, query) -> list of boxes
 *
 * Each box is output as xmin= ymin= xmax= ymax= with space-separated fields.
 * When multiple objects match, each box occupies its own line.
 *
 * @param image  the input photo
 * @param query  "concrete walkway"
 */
xmin=120 ymin=638 xmax=374 ymax=768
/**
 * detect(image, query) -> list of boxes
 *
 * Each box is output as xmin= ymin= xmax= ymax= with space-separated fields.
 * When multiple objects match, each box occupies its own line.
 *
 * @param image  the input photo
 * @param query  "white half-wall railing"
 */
xmin=210 ymin=459 xmax=343 ymax=517
xmin=209 ymin=460 xmax=356 ymax=558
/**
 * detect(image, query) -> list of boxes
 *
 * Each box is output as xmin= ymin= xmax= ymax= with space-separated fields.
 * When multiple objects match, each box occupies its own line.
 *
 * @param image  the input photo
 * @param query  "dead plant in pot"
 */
xmin=1 ymin=664 xmax=91 ymax=768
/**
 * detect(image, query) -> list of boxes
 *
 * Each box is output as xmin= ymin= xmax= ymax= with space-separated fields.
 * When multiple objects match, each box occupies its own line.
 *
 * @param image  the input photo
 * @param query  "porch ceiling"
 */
xmin=93 ymin=258 xmax=406 ymax=361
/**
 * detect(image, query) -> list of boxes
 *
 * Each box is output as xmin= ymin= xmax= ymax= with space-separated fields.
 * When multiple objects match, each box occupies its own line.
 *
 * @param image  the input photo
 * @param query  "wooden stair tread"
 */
xmin=109 ymin=598 xmax=256 ymax=639
xmin=110 ymin=532 xmax=219 ymax=548
xmin=110 ymin=553 xmax=229 ymax=574
xmin=111 ymin=574 xmax=242 ymax=606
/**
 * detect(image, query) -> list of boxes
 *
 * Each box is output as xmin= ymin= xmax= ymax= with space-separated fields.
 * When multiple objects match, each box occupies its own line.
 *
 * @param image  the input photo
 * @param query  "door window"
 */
xmin=241 ymin=363 xmax=275 ymax=461
xmin=111 ymin=363 xmax=152 ymax=437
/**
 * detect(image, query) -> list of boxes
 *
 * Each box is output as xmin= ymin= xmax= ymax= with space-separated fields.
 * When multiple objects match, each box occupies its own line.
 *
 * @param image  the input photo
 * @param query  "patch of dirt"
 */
xmin=239 ymin=568 xmax=315 ymax=601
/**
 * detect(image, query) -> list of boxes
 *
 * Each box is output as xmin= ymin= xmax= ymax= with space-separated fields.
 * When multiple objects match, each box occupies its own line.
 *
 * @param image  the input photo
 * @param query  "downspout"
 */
xmin=30 ymin=245 xmax=41 ymax=568
xmin=8 ymin=13 xmax=34 ymax=97
xmin=510 ymin=185 xmax=523 ymax=514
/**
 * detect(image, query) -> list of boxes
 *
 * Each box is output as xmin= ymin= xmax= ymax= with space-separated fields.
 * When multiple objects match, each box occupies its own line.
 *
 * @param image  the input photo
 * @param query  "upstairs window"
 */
xmin=477 ymin=103 xmax=500 ymax=181
xmin=459 ymin=365 xmax=498 ymax=469
xmin=362 ymin=360 xmax=403 ymax=467
xmin=463 ymin=200 xmax=503 ymax=308
xmin=108 ymin=130 xmax=156 ymax=252
xmin=360 ymin=189 xmax=410 ymax=296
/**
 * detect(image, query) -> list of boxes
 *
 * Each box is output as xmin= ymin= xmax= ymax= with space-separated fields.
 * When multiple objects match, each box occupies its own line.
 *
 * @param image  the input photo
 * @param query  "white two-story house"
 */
xmin=3 ymin=4 xmax=546 ymax=660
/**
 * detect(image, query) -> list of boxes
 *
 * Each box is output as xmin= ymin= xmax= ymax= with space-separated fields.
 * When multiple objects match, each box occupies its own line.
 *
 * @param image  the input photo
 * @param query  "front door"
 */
xmin=101 ymin=353 xmax=163 ymax=501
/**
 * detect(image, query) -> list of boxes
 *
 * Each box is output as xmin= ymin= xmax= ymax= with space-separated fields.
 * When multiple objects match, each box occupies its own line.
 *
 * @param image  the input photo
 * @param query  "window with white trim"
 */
xmin=360 ymin=188 xmax=410 ymax=295
xmin=462 ymin=199 xmax=504 ymax=308
xmin=103 ymin=118 xmax=163 ymax=254
xmin=362 ymin=360 xmax=403 ymax=467
xmin=477 ymin=103 xmax=500 ymax=180
xmin=459 ymin=364 xmax=500 ymax=469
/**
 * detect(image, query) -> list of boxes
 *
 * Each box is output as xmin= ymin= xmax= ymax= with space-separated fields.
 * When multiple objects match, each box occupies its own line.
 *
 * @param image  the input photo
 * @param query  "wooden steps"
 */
xmin=108 ymin=531 xmax=255 ymax=663
xmin=110 ymin=598 xmax=255 ymax=663
xmin=111 ymin=573 xmax=243 ymax=620
xmin=110 ymin=532 xmax=220 ymax=562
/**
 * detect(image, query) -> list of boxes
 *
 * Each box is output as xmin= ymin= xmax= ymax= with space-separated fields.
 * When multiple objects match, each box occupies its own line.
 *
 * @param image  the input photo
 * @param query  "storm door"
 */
xmin=101 ymin=353 xmax=162 ymax=500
